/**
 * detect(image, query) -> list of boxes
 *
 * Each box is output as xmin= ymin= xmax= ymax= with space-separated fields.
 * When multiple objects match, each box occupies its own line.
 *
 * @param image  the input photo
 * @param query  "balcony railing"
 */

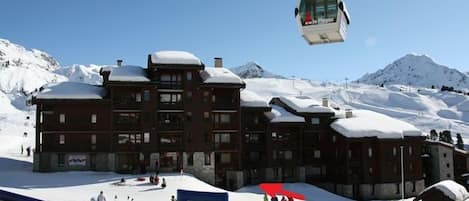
xmin=158 ymin=81 xmax=183 ymax=89
xmin=158 ymin=122 xmax=184 ymax=131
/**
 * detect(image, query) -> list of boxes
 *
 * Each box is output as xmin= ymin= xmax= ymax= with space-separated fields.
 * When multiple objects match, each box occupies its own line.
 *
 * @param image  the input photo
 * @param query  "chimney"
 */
xmin=117 ymin=59 xmax=123 ymax=67
xmin=322 ymin=97 xmax=329 ymax=107
xmin=214 ymin=57 xmax=223 ymax=68
xmin=345 ymin=109 xmax=353 ymax=118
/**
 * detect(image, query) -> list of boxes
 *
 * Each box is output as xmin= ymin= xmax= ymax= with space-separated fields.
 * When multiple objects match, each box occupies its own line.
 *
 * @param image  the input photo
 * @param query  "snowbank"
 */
xmin=419 ymin=180 xmax=468 ymax=201
xmin=36 ymin=82 xmax=106 ymax=100
xmin=200 ymin=68 xmax=244 ymax=85
xmin=240 ymin=90 xmax=270 ymax=108
xmin=108 ymin=65 xmax=150 ymax=82
xmin=331 ymin=110 xmax=423 ymax=139
xmin=150 ymin=51 xmax=202 ymax=65
xmin=266 ymin=105 xmax=305 ymax=123
xmin=278 ymin=96 xmax=333 ymax=113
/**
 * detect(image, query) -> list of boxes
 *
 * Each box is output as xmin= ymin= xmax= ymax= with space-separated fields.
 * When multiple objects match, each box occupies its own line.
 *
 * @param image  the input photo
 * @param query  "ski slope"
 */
xmin=244 ymin=78 xmax=469 ymax=141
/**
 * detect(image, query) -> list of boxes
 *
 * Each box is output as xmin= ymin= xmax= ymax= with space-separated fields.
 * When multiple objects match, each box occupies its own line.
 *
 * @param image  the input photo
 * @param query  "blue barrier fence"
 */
xmin=177 ymin=189 xmax=228 ymax=201
xmin=0 ymin=189 xmax=43 ymax=201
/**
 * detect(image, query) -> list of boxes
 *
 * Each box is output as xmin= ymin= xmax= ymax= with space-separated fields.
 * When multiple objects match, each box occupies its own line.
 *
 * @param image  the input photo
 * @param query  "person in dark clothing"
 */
xmin=26 ymin=146 xmax=31 ymax=156
xmin=21 ymin=145 xmax=23 ymax=155
xmin=270 ymin=195 xmax=278 ymax=201
xmin=161 ymin=178 xmax=166 ymax=188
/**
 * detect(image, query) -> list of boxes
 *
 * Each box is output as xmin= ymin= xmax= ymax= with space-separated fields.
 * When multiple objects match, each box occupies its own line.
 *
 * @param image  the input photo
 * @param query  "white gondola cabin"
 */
xmin=295 ymin=0 xmax=351 ymax=45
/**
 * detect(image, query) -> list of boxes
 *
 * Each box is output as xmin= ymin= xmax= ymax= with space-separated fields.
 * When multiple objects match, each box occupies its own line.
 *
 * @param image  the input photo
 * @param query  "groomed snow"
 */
xmin=279 ymin=96 xmax=334 ymax=113
xmin=108 ymin=65 xmax=150 ymax=82
xmin=240 ymin=90 xmax=270 ymax=108
xmin=266 ymin=105 xmax=305 ymax=123
xmin=200 ymin=67 xmax=244 ymax=85
xmin=36 ymin=82 xmax=106 ymax=100
xmin=331 ymin=110 xmax=423 ymax=139
xmin=150 ymin=51 xmax=202 ymax=65
xmin=418 ymin=180 xmax=468 ymax=201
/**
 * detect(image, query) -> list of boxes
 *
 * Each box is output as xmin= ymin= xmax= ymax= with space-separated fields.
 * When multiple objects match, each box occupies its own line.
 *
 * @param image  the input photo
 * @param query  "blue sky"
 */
xmin=1 ymin=0 xmax=469 ymax=81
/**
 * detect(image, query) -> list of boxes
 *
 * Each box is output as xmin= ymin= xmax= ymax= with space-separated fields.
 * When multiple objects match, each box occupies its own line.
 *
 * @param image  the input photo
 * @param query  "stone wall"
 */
xmin=182 ymin=152 xmax=215 ymax=185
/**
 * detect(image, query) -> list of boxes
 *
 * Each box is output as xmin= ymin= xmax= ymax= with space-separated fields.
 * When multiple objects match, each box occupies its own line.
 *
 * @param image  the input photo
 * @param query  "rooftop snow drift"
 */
xmin=200 ymin=68 xmax=244 ymax=85
xmin=266 ymin=105 xmax=305 ymax=123
xmin=151 ymin=51 xmax=202 ymax=66
xmin=240 ymin=90 xmax=270 ymax=108
xmin=278 ymin=96 xmax=334 ymax=113
xmin=36 ymin=82 xmax=106 ymax=100
xmin=108 ymin=65 xmax=150 ymax=82
xmin=331 ymin=110 xmax=423 ymax=139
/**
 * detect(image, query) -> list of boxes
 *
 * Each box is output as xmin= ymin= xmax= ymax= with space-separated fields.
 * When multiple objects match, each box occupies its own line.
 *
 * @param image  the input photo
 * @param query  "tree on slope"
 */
xmin=439 ymin=130 xmax=453 ymax=144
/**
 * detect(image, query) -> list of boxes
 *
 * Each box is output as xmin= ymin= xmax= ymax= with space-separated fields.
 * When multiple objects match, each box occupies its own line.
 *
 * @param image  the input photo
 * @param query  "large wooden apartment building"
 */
xmin=33 ymin=50 xmax=429 ymax=200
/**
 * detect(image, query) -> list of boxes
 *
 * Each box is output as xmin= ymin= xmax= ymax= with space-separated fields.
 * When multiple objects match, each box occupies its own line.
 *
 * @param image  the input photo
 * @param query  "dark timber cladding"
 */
xmin=32 ymin=50 xmax=435 ymax=200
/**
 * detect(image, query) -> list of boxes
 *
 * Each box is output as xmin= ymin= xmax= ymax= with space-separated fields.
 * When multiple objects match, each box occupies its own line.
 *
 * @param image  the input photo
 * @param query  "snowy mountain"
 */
xmin=229 ymin=62 xmax=284 ymax=79
xmin=0 ymin=39 xmax=66 ymax=95
xmin=54 ymin=64 xmax=104 ymax=85
xmin=357 ymin=54 xmax=469 ymax=90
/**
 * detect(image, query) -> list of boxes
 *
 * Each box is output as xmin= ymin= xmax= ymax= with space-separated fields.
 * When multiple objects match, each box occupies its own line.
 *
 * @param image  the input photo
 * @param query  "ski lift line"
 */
xmin=295 ymin=0 xmax=350 ymax=45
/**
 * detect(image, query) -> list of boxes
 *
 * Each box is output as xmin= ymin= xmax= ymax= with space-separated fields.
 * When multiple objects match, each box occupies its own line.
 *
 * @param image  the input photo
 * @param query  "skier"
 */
xmin=170 ymin=195 xmax=176 ymax=201
xmin=281 ymin=196 xmax=287 ymax=201
xmin=161 ymin=178 xmax=166 ymax=188
xmin=26 ymin=146 xmax=31 ymax=156
xmin=287 ymin=196 xmax=294 ymax=201
xmin=97 ymin=191 xmax=106 ymax=201
xmin=155 ymin=160 xmax=160 ymax=175
xmin=21 ymin=144 xmax=23 ymax=155
xmin=264 ymin=193 xmax=268 ymax=201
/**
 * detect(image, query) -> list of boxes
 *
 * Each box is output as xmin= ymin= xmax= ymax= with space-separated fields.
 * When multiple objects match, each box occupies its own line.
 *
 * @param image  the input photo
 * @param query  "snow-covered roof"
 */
xmin=200 ymin=68 xmax=244 ymax=85
xmin=150 ymin=51 xmax=202 ymax=66
xmin=278 ymin=96 xmax=334 ymax=114
xmin=36 ymin=82 xmax=106 ymax=100
xmin=418 ymin=180 xmax=468 ymax=201
xmin=331 ymin=110 xmax=423 ymax=139
xmin=108 ymin=65 xmax=150 ymax=82
xmin=240 ymin=90 xmax=270 ymax=108
xmin=265 ymin=105 xmax=305 ymax=123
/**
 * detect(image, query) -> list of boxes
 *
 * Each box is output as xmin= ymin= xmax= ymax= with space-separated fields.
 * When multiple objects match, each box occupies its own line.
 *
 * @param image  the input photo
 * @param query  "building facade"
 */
xmin=33 ymin=50 xmax=431 ymax=200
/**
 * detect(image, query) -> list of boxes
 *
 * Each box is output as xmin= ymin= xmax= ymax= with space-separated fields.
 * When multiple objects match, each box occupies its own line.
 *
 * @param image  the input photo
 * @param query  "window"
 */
xmin=348 ymin=149 xmax=352 ymax=159
xmin=272 ymin=132 xmax=277 ymax=139
xmin=115 ymin=113 xmax=141 ymax=126
xmin=160 ymin=135 xmax=181 ymax=145
xmin=368 ymin=148 xmax=373 ymax=158
xmin=144 ymin=132 xmax=150 ymax=143
xmin=158 ymin=113 xmax=184 ymax=128
xmin=187 ymin=153 xmax=194 ymax=166
xmin=446 ymin=163 xmax=450 ymax=168
xmin=159 ymin=93 xmax=182 ymax=105
xmin=396 ymin=183 xmax=400 ymax=194
xmin=285 ymin=151 xmax=293 ymax=160
xmin=59 ymin=114 xmax=65 ymax=123
xmin=160 ymin=74 xmax=181 ymax=83
xmin=447 ymin=174 xmax=451 ymax=178
xmin=332 ymin=135 xmax=336 ymax=143
xmin=393 ymin=147 xmax=397 ymax=156
xmin=58 ymin=153 xmax=65 ymax=167
xmin=443 ymin=153 xmax=447 ymax=158
xmin=91 ymin=114 xmax=97 ymax=124
xmin=40 ymin=112 xmax=43 ymax=123
xmin=214 ymin=133 xmax=231 ymax=147
xmin=91 ymin=135 xmax=96 ymax=144
xmin=212 ymin=95 xmax=216 ymax=103
xmin=272 ymin=150 xmax=277 ymax=160
xmin=253 ymin=116 xmax=259 ymax=124
xmin=143 ymin=90 xmax=151 ymax=101
xmin=213 ymin=113 xmax=231 ymax=126
xmin=221 ymin=153 xmax=231 ymax=164
xmin=311 ymin=118 xmax=320 ymax=125
xmin=186 ymin=72 xmax=192 ymax=81
xmin=369 ymin=167 xmax=373 ymax=175
xmin=186 ymin=112 xmax=192 ymax=121
xmin=410 ymin=163 xmax=414 ymax=171
xmin=409 ymin=146 xmax=413 ymax=155
xmin=314 ymin=150 xmax=321 ymax=159
xmin=204 ymin=112 xmax=210 ymax=120
xmin=245 ymin=133 xmax=260 ymax=144
xmin=118 ymin=134 xmax=142 ymax=144
xmin=59 ymin=134 xmax=65 ymax=145
xmin=204 ymin=153 xmax=211 ymax=166
xmin=136 ymin=93 xmax=142 ymax=102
